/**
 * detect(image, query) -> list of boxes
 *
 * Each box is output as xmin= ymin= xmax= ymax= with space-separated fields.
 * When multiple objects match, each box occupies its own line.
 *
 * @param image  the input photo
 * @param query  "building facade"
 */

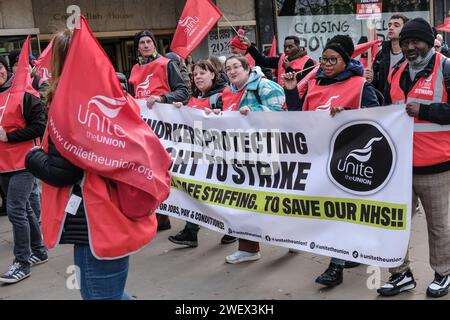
xmin=1 ymin=0 xmax=449 ymax=75
xmin=1 ymin=0 xmax=275 ymax=77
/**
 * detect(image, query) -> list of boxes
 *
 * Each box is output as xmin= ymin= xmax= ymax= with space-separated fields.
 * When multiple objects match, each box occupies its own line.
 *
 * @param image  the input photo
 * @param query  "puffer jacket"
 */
xmin=25 ymin=137 xmax=88 ymax=244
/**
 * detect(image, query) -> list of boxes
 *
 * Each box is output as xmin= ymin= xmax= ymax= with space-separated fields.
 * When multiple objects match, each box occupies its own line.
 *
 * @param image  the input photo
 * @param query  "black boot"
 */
xmin=315 ymin=262 xmax=343 ymax=287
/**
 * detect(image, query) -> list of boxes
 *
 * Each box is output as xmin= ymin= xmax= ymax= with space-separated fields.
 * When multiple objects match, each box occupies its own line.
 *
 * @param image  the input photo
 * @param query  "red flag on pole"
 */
xmin=34 ymin=41 xmax=53 ymax=82
xmin=297 ymin=64 xmax=320 ymax=99
xmin=1 ymin=36 xmax=38 ymax=125
xmin=436 ymin=17 xmax=450 ymax=33
xmin=268 ymin=35 xmax=277 ymax=75
xmin=352 ymin=39 xmax=382 ymax=59
xmin=48 ymin=17 xmax=171 ymax=216
xmin=170 ymin=0 xmax=222 ymax=59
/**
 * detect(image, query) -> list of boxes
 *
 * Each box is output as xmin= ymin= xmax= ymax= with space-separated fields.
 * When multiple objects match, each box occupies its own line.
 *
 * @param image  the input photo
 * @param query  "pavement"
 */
xmin=0 ymin=208 xmax=448 ymax=300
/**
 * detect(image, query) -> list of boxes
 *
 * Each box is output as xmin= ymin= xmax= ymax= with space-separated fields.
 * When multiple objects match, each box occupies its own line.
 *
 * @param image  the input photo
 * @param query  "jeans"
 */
xmin=0 ymin=171 xmax=46 ymax=265
xmin=74 ymin=244 xmax=133 ymax=300
xmin=29 ymin=179 xmax=41 ymax=222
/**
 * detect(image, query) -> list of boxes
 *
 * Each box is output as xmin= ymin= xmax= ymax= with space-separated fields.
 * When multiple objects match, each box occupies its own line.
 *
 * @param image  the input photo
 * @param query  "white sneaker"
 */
xmin=225 ymin=250 xmax=261 ymax=264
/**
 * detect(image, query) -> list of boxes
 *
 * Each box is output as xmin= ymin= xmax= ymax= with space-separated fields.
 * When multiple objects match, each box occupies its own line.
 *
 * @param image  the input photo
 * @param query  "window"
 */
xmin=277 ymin=0 xmax=430 ymax=16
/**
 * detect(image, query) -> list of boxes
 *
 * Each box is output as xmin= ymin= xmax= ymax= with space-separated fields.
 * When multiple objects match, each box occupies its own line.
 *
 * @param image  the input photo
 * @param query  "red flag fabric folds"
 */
xmin=10 ymin=36 xmax=39 ymax=98
xmin=48 ymin=17 xmax=171 ymax=217
xmin=352 ymin=39 xmax=382 ymax=60
xmin=34 ymin=41 xmax=53 ymax=82
xmin=170 ymin=0 xmax=222 ymax=59
xmin=436 ymin=17 xmax=450 ymax=33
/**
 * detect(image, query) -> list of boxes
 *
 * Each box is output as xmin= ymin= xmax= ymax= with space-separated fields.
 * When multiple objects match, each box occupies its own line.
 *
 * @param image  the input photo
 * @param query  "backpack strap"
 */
xmin=209 ymin=93 xmax=219 ymax=109
xmin=248 ymin=80 xmax=263 ymax=105
xmin=252 ymin=88 xmax=262 ymax=105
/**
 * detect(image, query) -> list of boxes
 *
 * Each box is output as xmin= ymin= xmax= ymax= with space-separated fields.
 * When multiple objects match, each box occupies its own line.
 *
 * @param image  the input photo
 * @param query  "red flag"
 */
xmin=371 ymin=31 xmax=380 ymax=62
xmin=11 ymin=36 xmax=39 ymax=97
xmin=352 ymin=39 xmax=382 ymax=59
xmin=48 ymin=17 xmax=171 ymax=215
xmin=34 ymin=41 xmax=53 ymax=82
xmin=170 ymin=0 xmax=222 ymax=59
xmin=436 ymin=17 xmax=450 ymax=33
xmin=268 ymin=36 xmax=277 ymax=75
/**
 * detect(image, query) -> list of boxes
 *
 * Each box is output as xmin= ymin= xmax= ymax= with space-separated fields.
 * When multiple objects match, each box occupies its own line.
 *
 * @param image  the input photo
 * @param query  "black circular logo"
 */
xmin=310 ymin=242 xmax=316 ymax=249
xmin=352 ymin=251 xmax=359 ymax=259
xmin=265 ymin=235 xmax=271 ymax=242
xmin=328 ymin=121 xmax=396 ymax=195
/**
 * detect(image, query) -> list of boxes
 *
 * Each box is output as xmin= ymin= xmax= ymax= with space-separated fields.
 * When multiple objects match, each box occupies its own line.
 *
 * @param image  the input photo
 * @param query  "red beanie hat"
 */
xmin=230 ymin=36 xmax=248 ymax=51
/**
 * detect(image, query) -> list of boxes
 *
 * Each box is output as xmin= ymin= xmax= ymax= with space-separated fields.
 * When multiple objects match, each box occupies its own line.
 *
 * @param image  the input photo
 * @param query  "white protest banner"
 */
xmin=138 ymin=102 xmax=413 ymax=268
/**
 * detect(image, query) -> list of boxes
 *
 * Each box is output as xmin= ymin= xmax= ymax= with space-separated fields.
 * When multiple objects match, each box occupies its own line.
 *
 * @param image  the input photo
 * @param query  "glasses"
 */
xmin=225 ymin=64 xmax=243 ymax=73
xmin=319 ymin=57 xmax=340 ymax=66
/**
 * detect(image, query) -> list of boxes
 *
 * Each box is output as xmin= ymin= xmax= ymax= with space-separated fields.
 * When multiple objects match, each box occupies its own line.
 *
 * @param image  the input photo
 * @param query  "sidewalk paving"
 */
xmin=0 ymin=209 xmax=446 ymax=300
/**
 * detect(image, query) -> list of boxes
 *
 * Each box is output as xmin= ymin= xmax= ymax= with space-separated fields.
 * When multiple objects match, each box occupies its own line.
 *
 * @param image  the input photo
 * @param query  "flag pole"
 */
xmin=221 ymin=14 xmax=239 ymax=35
xmin=367 ymin=20 xmax=374 ymax=70
xmin=217 ymin=23 xmax=221 ymax=55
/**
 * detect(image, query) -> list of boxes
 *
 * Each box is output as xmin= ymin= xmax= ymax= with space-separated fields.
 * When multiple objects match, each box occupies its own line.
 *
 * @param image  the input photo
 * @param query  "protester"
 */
xmin=229 ymin=33 xmax=256 ymax=68
xmin=240 ymin=35 xmax=316 ymax=85
xmin=165 ymin=52 xmax=193 ymax=100
xmin=7 ymin=51 xmax=46 ymax=222
xmin=283 ymin=35 xmax=383 ymax=286
xmin=168 ymin=60 xmax=237 ymax=247
xmin=216 ymin=55 xmax=285 ymax=264
xmin=369 ymin=14 xmax=409 ymax=93
xmin=0 ymin=47 xmax=47 ymax=284
xmin=25 ymin=25 xmax=170 ymax=300
xmin=129 ymin=30 xmax=189 ymax=231
xmin=379 ymin=17 xmax=450 ymax=298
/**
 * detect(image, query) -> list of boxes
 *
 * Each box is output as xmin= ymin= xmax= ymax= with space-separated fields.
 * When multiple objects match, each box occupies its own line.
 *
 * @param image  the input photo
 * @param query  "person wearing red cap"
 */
xmin=229 ymin=35 xmax=256 ymax=68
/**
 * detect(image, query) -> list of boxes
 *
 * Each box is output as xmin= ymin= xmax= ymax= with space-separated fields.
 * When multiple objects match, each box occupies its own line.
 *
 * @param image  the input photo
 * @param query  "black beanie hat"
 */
xmin=0 ymin=55 xmax=10 ymax=73
xmin=134 ymin=31 xmax=157 ymax=52
xmin=324 ymin=35 xmax=355 ymax=64
xmin=400 ymin=18 xmax=435 ymax=47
